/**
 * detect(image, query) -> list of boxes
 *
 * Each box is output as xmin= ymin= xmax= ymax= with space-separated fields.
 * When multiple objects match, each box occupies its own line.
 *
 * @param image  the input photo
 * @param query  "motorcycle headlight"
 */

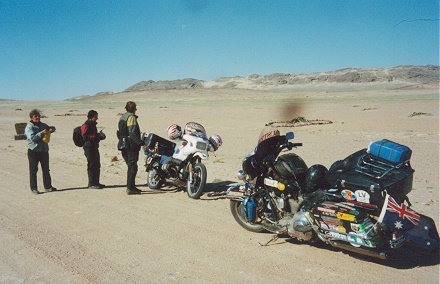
xmin=196 ymin=141 xmax=207 ymax=150
xmin=237 ymin=170 xmax=245 ymax=180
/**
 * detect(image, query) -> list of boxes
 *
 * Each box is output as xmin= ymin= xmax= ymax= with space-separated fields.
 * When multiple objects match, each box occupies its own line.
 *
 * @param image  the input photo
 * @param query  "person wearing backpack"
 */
xmin=81 ymin=110 xmax=106 ymax=189
xmin=117 ymin=101 xmax=148 ymax=195
xmin=25 ymin=109 xmax=57 ymax=194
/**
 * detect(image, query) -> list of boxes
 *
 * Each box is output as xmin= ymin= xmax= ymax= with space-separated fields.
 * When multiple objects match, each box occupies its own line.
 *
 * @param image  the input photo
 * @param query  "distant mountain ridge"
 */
xmin=124 ymin=65 xmax=439 ymax=92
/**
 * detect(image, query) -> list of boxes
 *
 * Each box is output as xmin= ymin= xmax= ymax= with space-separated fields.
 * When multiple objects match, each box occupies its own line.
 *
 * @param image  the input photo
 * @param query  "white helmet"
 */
xmin=166 ymin=124 xmax=182 ymax=140
xmin=209 ymin=134 xmax=222 ymax=151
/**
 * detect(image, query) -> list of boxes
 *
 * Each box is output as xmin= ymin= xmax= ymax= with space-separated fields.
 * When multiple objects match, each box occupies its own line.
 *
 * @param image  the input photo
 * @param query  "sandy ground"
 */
xmin=0 ymin=87 xmax=439 ymax=283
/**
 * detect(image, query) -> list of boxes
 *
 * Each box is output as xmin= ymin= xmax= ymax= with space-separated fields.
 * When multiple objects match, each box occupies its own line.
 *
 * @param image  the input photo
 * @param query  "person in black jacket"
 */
xmin=81 ymin=110 xmax=106 ymax=189
xmin=117 ymin=101 xmax=148 ymax=195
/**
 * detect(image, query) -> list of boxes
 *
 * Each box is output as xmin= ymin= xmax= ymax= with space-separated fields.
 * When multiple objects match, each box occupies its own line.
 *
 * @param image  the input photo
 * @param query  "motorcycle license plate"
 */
xmin=196 ymin=141 xmax=207 ymax=150
xmin=227 ymin=191 xmax=244 ymax=197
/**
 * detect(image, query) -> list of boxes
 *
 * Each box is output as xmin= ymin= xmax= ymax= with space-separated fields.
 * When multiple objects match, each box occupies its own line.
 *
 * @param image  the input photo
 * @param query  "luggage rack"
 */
xmin=355 ymin=154 xmax=408 ymax=179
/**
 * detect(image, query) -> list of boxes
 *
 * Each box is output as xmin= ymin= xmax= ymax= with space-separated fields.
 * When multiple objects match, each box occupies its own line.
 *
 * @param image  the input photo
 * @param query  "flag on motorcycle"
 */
xmin=403 ymin=214 xmax=439 ymax=251
xmin=379 ymin=194 xmax=439 ymax=251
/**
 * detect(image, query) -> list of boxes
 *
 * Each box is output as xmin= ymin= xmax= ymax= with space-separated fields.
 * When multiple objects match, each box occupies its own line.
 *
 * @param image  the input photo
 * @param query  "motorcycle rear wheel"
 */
xmin=147 ymin=169 xmax=164 ymax=189
xmin=186 ymin=163 xmax=207 ymax=199
xmin=230 ymin=201 xmax=265 ymax=233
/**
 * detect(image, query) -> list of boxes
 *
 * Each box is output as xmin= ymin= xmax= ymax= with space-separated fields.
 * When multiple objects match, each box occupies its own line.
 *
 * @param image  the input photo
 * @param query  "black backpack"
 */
xmin=73 ymin=126 xmax=85 ymax=147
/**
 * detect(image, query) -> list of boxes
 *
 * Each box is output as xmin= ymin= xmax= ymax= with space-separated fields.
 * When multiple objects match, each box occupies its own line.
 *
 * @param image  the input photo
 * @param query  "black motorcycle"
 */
xmin=226 ymin=131 xmax=439 ymax=259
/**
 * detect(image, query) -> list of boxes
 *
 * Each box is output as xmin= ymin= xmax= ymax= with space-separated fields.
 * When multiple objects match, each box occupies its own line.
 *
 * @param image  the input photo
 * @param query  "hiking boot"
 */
xmin=126 ymin=188 xmax=142 ymax=195
xmin=89 ymin=185 xmax=104 ymax=189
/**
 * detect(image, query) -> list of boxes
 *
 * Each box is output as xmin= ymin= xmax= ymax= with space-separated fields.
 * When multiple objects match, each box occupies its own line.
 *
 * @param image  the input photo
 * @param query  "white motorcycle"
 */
xmin=143 ymin=122 xmax=222 ymax=199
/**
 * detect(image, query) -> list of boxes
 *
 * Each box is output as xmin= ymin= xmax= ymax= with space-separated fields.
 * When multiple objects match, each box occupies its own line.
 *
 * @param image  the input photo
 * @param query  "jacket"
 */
xmin=117 ymin=112 xmax=144 ymax=150
xmin=81 ymin=120 xmax=104 ymax=148
xmin=25 ymin=121 xmax=54 ymax=152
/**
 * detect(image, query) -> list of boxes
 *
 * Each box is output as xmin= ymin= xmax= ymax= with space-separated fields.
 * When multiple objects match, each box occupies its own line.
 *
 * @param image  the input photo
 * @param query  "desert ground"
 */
xmin=0 ymin=86 xmax=439 ymax=283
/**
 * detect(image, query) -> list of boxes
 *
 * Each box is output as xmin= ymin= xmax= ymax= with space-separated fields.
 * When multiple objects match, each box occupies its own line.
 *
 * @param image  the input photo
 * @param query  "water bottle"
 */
xmin=42 ymin=132 xmax=51 ymax=143
xmin=242 ymin=197 xmax=257 ymax=223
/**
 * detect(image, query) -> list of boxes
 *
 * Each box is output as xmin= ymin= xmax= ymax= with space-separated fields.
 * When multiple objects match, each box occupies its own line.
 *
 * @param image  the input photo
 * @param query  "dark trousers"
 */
xmin=121 ymin=149 xmax=139 ymax=190
xmin=28 ymin=149 xmax=52 ymax=190
xmin=83 ymin=146 xmax=101 ymax=186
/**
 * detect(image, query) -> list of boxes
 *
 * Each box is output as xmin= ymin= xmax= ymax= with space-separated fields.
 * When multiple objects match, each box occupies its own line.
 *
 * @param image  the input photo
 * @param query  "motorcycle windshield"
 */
xmin=258 ymin=126 xmax=280 ymax=145
xmin=254 ymin=135 xmax=287 ymax=161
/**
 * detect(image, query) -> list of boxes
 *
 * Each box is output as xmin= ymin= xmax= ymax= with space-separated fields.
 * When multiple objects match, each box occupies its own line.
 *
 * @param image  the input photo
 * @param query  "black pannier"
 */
xmin=326 ymin=149 xmax=414 ymax=207
xmin=143 ymin=133 xmax=176 ymax=156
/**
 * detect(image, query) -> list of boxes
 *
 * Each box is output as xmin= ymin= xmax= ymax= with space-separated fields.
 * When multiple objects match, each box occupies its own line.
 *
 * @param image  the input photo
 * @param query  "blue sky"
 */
xmin=0 ymin=0 xmax=438 ymax=100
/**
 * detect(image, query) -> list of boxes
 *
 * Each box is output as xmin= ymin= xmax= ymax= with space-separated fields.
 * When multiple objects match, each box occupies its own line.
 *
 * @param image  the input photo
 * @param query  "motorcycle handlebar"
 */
xmin=280 ymin=142 xmax=303 ymax=150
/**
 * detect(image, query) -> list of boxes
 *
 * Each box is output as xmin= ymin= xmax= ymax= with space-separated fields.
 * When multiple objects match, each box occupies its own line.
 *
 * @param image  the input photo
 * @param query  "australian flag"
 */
xmin=379 ymin=194 xmax=439 ymax=251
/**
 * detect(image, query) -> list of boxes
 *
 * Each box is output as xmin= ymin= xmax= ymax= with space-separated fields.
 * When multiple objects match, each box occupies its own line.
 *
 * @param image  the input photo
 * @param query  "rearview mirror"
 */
xmin=286 ymin=132 xmax=294 ymax=140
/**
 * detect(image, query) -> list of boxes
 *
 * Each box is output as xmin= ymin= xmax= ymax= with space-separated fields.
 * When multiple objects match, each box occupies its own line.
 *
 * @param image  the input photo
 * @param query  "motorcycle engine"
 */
xmin=263 ymin=210 xmax=315 ymax=241
xmin=167 ymin=166 xmax=179 ymax=181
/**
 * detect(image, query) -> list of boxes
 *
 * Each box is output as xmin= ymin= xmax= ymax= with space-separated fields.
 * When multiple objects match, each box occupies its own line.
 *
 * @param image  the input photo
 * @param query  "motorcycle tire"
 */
xmin=186 ymin=163 xmax=207 ymax=199
xmin=230 ymin=200 xmax=265 ymax=233
xmin=147 ymin=169 xmax=164 ymax=189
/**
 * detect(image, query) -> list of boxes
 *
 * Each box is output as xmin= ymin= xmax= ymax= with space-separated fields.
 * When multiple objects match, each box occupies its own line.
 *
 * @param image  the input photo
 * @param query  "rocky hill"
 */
xmin=124 ymin=65 xmax=438 ymax=92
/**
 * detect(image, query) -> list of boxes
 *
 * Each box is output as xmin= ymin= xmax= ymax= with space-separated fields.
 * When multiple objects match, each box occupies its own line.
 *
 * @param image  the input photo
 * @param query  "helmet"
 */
xmin=304 ymin=164 xmax=329 ymax=193
xmin=274 ymin=153 xmax=308 ymax=181
xmin=166 ymin=124 xmax=182 ymax=140
xmin=242 ymin=153 xmax=259 ymax=179
xmin=209 ymin=134 xmax=223 ymax=151
xmin=184 ymin=122 xmax=206 ymax=136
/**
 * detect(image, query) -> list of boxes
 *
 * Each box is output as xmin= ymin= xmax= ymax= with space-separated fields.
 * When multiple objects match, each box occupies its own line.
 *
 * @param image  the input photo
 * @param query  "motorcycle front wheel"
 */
xmin=147 ymin=169 xmax=164 ymax=189
xmin=186 ymin=163 xmax=207 ymax=199
xmin=230 ymin=200 xmax=265 ymax=233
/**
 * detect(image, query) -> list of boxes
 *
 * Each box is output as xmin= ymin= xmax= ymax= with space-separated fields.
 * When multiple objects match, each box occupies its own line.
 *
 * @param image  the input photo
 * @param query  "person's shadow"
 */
xmin=43 ymin=184 xmax=137 ymax=192
xmin=42 ymin=186 xmax=89 ymax=192
xmin=48 ymin=180 xmax=237 ymax=199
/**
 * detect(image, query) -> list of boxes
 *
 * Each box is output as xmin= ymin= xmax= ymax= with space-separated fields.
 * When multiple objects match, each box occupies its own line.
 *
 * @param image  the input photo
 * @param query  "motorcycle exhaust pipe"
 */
xmin=170 ymin=157 xmax=183 ymax=166
xmin=328 ymin=240 xmax=388 ymax=260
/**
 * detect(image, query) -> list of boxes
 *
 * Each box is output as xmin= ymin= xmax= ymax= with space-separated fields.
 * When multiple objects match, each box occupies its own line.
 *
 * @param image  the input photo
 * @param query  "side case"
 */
xmin=144 ymin=133 xmax=176 ymax=156
xmin=336 ymin=166 xmax=413 ymax=206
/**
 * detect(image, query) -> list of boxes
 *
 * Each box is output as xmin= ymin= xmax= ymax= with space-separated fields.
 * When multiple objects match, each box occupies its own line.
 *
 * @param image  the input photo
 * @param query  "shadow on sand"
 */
xmin=200 ymin=180 xmax=236 ymax=200
xmin=37 ymin=179 xmax=235 ymax=198
xmin=261 ymin=235 xmax=440 ymax=268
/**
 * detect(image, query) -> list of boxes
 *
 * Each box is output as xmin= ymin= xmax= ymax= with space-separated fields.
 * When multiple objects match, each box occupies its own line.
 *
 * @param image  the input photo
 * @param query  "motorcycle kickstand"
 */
xmin=258 ymin=234 xmax=280 ymax=246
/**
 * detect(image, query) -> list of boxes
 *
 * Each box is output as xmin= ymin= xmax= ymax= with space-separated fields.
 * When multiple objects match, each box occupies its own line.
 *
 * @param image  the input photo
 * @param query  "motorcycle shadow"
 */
xmin=138 ymin=183 xmax=182 ymax=195
xmin=382 ymin=243 xmax=440 ymax=268
xmin=200 ymin=179 xmax=236 ymax=200
xmin=284 ymin=238 xmax=439 ymax=268
xmin=134 ymin=180 xmax=236 ymax=198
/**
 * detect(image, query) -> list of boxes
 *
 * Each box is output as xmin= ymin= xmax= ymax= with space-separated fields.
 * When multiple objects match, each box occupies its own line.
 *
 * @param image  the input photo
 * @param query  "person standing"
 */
xmin=117 ymin=101 xmax=147 ymax=195
xmin=81 ymin=110 xmax=106 ymax=189
xmin=25 ymin=109 xmax=57 ymax=194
